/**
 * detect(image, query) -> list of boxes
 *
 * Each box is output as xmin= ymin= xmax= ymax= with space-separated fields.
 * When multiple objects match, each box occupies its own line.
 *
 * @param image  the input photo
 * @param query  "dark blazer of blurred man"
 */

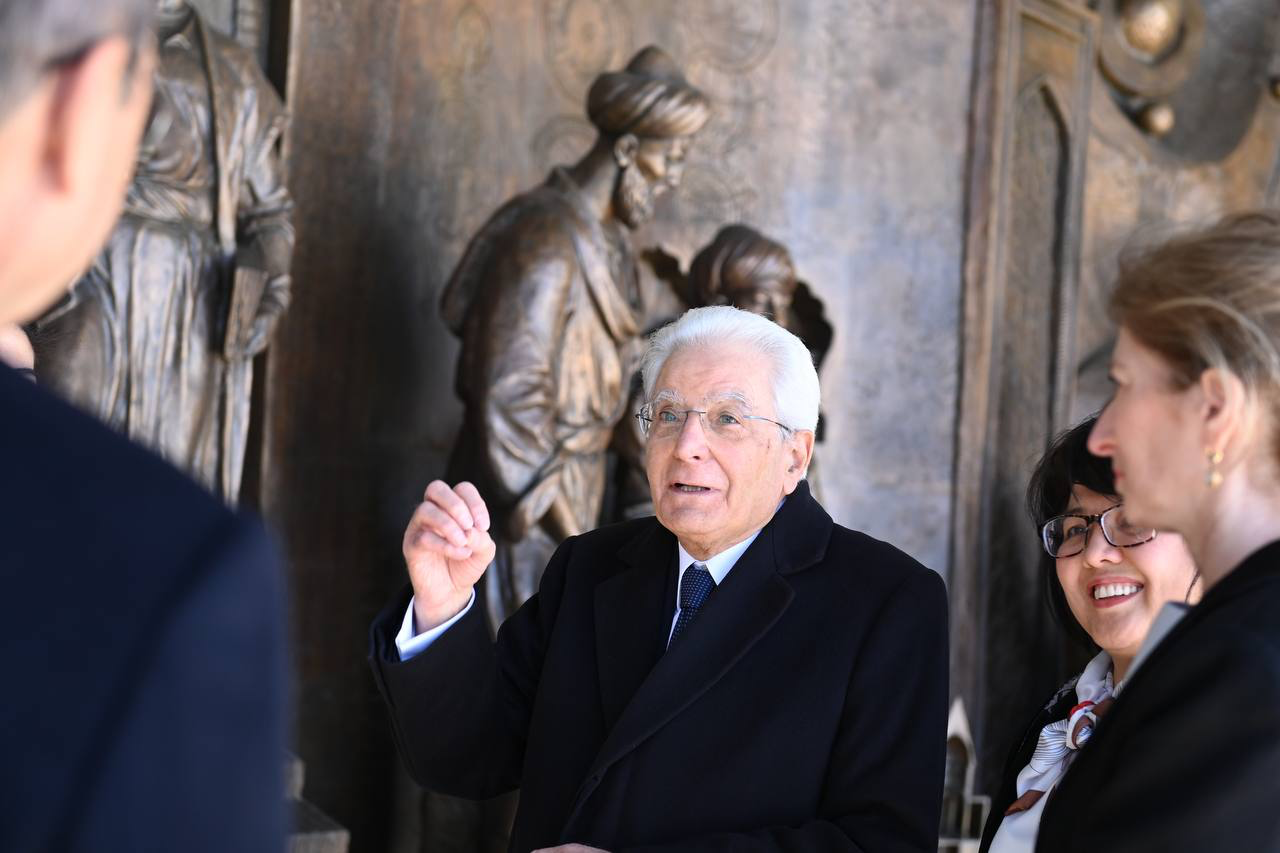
xmin=371 ymin=306 xmax=949 ymax=852
xmin=0 ymin=2 xmax=286 ymax=850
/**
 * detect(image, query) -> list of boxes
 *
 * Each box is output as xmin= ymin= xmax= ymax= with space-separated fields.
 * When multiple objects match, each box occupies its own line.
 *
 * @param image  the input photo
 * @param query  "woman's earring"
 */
xmin=1206 ymin=448 xmax=1224 ymax=489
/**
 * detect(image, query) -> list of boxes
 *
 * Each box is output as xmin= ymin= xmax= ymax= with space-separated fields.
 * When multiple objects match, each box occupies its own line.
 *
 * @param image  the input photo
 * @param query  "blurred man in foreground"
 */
xmin=0 ymin=2 xmax=286 ymax=850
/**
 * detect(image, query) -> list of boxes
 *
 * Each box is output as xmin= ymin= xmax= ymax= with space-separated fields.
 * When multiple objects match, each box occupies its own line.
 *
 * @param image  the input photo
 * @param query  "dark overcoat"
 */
xmin=0 ymin=364 xmax=286 ymax=852
xmin=369 ymin=481 xmax=949 ymax=852
xmin=1036 ymin=541 xmax=1280 ymax=852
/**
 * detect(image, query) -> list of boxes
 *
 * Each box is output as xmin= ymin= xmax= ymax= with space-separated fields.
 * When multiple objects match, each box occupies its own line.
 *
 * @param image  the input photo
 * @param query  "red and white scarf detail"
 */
xmin=1005 ymin=651 xmax=1116 ymax=816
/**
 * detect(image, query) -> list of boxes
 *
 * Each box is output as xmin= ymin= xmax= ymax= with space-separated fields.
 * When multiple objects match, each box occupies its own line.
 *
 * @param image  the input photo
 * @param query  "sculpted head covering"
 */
xmin=689 ymin=225 xmax=798 ymax=307
xmin=587 ymin=46 xmax=711 ymax=139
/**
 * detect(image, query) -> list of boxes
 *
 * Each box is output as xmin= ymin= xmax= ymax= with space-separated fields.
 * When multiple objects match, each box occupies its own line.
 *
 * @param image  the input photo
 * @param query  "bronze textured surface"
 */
xmin=34 ymin=3 xmax=293 ymax=505
xmin=953 ymin=0 xmax=1280 ymax=804
xmin=256 ymin=0 xmax=1280 ymax=847
xmin=263 ymin=1 xmax=976 ymax=848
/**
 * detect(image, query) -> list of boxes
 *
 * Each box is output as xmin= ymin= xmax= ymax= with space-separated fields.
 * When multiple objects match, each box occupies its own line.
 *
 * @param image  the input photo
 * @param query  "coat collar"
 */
xmin=1126 ymin=537 xmax=1280 ymax=684
xmin=571 ymin=481 xmax=831 ymax=834
xmin=1040 ymin=538 xmax=1280 ymax=843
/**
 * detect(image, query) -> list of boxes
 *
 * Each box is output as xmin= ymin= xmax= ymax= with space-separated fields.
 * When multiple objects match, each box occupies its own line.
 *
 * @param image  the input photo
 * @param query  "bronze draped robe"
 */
xmin=442 ymin=167 xmax=642 ymax=625
xmin=35 ymin=11 xmax=293 ymax=503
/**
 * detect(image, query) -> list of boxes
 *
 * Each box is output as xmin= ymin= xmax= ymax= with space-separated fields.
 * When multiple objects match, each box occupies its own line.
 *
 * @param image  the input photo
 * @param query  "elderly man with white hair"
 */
xmin=370 ymin=306 xmax=949 ymax=853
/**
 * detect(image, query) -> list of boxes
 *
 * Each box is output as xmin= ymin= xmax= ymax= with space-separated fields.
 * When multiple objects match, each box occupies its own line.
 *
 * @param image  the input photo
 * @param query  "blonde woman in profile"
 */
xmin=1035 ymin=212 xmax=1280 ymax=853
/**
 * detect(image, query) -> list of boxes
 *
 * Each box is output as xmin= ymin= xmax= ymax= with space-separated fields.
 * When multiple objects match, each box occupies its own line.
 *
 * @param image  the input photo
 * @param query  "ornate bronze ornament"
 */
xmin=1097 ymin=0 xmax=1204 ymax=98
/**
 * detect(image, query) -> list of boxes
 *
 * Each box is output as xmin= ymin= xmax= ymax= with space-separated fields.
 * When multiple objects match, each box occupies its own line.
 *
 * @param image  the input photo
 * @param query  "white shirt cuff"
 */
xmin=395 ymin=589 xmax=476 ymax=661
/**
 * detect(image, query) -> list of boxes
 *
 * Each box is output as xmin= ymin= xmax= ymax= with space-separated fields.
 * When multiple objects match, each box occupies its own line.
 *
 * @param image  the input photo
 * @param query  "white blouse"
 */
xmin=988 ymin=651 xmax=1114 ymax=853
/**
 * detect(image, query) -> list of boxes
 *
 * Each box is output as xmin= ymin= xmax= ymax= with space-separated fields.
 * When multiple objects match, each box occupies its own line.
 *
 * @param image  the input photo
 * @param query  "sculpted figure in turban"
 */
xmin=439 ymin=46 xmax=710 ymax=628
xmin=33 ymin=0 xmax=294 ymax=503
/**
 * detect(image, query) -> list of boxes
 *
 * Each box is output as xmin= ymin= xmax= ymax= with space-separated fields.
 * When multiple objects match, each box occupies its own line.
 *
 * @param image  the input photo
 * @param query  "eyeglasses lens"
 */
xmin=1043 ymin=516 xmax=1091 ymax=558
xmin=1100 ymin=506 xmax=1156 ymax=548
xmin=1041 ymin=507 xmax=1156 ymax=558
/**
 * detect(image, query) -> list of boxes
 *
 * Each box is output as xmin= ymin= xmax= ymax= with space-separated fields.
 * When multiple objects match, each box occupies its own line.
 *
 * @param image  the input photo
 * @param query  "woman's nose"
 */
xmin=1082 ymin=523 xmax=1121 ymax=567
xmin=1088 ymin=405 xmax=1115 ymax=457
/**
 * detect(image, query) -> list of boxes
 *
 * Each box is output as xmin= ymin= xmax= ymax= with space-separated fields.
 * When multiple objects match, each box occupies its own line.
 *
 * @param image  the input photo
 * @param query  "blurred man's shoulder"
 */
xmin=1 ymin=368 xmax=260 ymax=578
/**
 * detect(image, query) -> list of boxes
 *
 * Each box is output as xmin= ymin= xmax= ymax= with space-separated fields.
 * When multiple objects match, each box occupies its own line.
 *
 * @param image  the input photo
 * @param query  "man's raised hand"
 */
xmin=403 ymin=480 xmax=496 ymax=631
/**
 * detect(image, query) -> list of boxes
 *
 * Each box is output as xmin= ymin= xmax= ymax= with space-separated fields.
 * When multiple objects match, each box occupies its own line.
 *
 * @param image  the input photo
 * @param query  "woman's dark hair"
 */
xmin=1025 ymin=415 xmax=1114 ymax=650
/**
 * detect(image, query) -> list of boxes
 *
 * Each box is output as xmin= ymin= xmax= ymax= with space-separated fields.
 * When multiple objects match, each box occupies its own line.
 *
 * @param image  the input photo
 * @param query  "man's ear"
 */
xmin=612 ymin=133 xmax=639 ymax=169
xmin=783 ymin=430 xmax=816 ymax=493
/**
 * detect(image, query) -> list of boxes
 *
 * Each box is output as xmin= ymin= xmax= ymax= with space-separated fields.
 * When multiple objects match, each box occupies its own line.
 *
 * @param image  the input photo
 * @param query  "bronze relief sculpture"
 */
xmin=34 ymin=0 xmax=294 ymax=504
xmin=687 ymin=225 xmax=832 ymax=369
xmin=441 ymin=46 xmax=710 ymax=626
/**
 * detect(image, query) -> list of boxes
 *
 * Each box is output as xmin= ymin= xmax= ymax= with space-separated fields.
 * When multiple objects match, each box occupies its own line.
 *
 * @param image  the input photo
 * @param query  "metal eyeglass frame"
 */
xmin=1040 ymin=504 xmax=1157 ymax=559
xmin=634 ymin=405 xmax=793 ymax=439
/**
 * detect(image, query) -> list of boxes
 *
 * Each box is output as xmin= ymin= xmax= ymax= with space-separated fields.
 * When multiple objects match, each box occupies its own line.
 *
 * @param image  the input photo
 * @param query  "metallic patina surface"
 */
xmin=34 ymin=1 xmax=293 ymax=504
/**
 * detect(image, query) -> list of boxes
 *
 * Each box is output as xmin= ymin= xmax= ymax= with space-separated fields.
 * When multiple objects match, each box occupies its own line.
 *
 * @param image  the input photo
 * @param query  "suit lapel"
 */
xmin=593 ymin=523 xmax=676 ymax=732
xmin=568 ymin=482 xmax=834 ymax=835
xmin=571 ymin=526 xmax=794 ymax=829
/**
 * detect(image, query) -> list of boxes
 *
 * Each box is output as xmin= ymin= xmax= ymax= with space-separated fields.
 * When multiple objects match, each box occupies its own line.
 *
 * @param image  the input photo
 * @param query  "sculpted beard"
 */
xmin=614 ymin=162 xmax=655 ymax=229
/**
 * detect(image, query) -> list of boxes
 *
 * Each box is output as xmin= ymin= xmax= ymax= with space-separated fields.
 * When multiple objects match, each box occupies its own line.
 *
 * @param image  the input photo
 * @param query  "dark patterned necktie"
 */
xmin=669 ymin=563 xmax=715 ymax=646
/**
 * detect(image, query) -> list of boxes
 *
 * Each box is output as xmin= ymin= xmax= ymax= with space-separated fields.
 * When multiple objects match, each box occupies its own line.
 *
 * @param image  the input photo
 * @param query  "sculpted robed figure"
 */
xmin=34 ymin=0 xmax=294 ymax=503
xmin=441 ymin=46 xmax=710 ymax=625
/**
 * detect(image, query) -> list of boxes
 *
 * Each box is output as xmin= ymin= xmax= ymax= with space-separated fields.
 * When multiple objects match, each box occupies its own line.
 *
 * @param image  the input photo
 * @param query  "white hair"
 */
xmin=639 ymin=305 xmax=821 ymax=432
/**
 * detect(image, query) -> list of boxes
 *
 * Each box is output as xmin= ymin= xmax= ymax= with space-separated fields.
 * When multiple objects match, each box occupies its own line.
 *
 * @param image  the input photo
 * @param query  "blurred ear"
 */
xmin=42 ymin=37 xmax=142 ymax=196
xmin=783 ymin=430 xmax=816 ymax=494
xmin=0 ymin=36 xmax=152 ymax=325
xmin=612 ymin=133 xmax=639 ymax=169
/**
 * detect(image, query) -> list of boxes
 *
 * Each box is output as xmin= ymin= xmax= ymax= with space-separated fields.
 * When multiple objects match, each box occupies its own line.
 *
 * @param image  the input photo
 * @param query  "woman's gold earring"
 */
xmin=1206 ymin=449 xmax=1224 ymax=489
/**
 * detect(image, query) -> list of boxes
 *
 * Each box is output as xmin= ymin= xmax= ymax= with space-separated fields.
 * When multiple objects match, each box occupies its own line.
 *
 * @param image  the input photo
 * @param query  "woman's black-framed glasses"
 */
xmin=1040 ymin=504 xmax=1156 ymax=558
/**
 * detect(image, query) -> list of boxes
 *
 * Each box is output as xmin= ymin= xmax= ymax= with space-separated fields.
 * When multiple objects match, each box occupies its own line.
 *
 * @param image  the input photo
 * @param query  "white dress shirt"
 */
xmin=396 ymin=530 xmax=763 ymax=662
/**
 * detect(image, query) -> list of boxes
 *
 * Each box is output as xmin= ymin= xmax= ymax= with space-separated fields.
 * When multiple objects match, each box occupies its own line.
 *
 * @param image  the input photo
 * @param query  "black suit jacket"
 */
xmin=0 ymin=365 xmax=286 ymax=852
xmin=369 ymin=481 xmax=949 ymax=852
xmin=1036 ymin=540 xmax=1280 ymax=852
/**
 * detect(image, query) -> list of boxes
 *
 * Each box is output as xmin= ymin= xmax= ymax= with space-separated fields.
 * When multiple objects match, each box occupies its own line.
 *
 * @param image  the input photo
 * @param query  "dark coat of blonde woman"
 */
xmin=1037 ymin=213 xmax=1280 ymax=852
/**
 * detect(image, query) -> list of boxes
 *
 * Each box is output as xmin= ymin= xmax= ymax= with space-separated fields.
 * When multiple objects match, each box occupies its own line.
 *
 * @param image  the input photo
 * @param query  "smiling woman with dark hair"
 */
xmin=979 ymin=415 xmax=1200 ymax=853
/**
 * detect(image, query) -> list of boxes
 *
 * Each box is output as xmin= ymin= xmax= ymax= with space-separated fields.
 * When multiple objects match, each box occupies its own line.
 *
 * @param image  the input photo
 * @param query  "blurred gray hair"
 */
xmin=640 ymin=305 xmax=821 ymax=432
xmin=0 ymin=0 xmax=152 ymax=120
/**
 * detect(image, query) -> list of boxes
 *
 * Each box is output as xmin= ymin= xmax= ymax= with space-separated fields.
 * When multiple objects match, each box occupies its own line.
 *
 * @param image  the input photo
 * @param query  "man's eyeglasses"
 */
xmin=635 ymin=401 xmax=792 ymax=442
xmin=1040 ymin=504 xmax=1156 ymax=558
